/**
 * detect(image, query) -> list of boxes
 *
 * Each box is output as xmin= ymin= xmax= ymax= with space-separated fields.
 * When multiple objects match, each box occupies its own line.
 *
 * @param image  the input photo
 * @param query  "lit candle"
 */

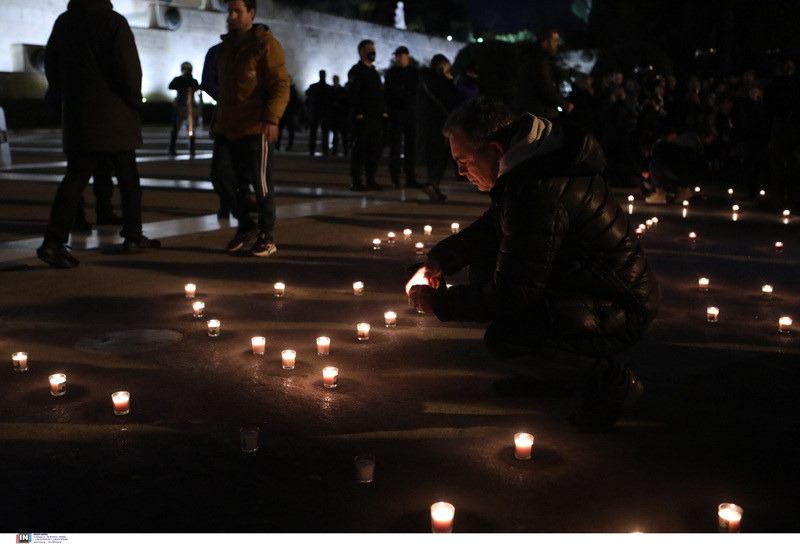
xmin=424 ymin=225 xmax=432 ymax=236
xmin=707 ymin=307 xmax=719 ymax=323
xmin=354 ymin=454 xmax=375 ymax=483
xmin=760 ymin=189 xmax=766 ymax=196
xmin=783 ymin=209 xmax=790 ymax=218
xmin=451 ymin=222 xmax=460 ymax=233
xmin=651 ymin=216 xmax=658 ymax=226
xmin=353 ymin=281 xmax=364 ymax=295
xmin=322 ymin=366 xmax=338 ymax=388
xmin=728 ymin=188 xmax=734 ymax=195
xmin=281 ymin=349 xmax=296 ymax=369
xmin=645 ymin=219 xmax=653 ymax=229
xmin=192 ymin=301 xmax=205 ymax=318
xmin=415 ymin=242 xmax=424 ymax=255
xmin=274 ymin=282 xmax=285 ymax=297
xmin=49 ymin=373 xmax=66 ymax=396
xmin=628 ymin=194 xmax=634 ymax=203
xmin=12 ymin=351 xmax=28 ymax=372
xmin=761 ymin=284 xmax=773 ymax=298
xmin=779 ymin=316 xmax=792 ymax=333
xmin=207 ymin=319 xmax=221 ymax=337
xmin=718 ymin=503 xmax=743 ymax=533
xmin=514 ymin=432 xmax=534 ymax=460
xmin=403 ymin=228 xmax=412 ymax=239
xmin=430 ymin=502 xmax=455 ymax=533
xmin=635 ymin=227 xmax=643 ymax=239
xmin=357 ymin=322 xmax=370 ymax=341
xmin=689 ymin=232 xmax=697 ymax=243
xmin=683 ymin=200 xmax=689 ymax=207
xmin=682 ymin=207 xmax=688 ymax=218
xmin=316 ymin=336 xmax=331 ymax=356
xmin=251 ymin=336 xmax=266 ymax=355
xmin=387 ymin=231 xmax=396 ymax=243
xmin=112 ymin=391 xmax=130 ymax=415
xmin=775 ymin=241 xmax=783 ymax=252
xmin=384 ymin=311 xmax=397 ymax=327
xmin=694 ymin=186 xmax=701 ymax=193
xmin=184 ymin=283 xmax=196 ymax=298
xmin=698 ymin=277 xmax=709 ymax=292
xmin=638 ymin=223 xmax=646 ymax=231
xmin=240 ymin=426 xmax=259 ymax=453
xmin=732 ymin=204 xmax=739 ymax=212
xmin=372 ymin=238 xmax=381 ymax=250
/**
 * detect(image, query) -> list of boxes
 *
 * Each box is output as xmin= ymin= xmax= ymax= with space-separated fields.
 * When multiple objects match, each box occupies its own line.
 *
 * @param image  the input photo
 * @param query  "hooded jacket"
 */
xmin=428 ymin=115 xmax=661 ymax=333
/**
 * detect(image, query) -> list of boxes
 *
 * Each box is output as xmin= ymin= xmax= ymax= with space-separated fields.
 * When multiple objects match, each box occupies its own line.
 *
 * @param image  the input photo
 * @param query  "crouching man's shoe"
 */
xmin=568 ymin=368 xmax=643 ymax=431
xmin=37 ymin=240 xmax=79 ymax=269
xmin=122 ymin=236 xmax=161 ymax=254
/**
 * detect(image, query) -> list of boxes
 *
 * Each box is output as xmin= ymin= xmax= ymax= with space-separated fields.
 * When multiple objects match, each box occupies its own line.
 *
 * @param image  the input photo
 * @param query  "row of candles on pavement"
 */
xmin=370 ymin=223 xmax=460 ymax=252
xmin=697 ymin=277 xmax=792 ymax=330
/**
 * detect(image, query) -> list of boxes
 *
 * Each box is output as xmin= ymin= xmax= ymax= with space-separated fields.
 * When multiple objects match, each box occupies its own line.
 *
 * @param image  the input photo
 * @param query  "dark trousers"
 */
xmin=211 ymin=134 xmax=276 ymax=235
xmin=76 ymin=156 xmax=116 ymax=222
xmin=308 ymin=114 xmax=330 ymax=155
xmin=388 ymin=109 xmax=417 ymax=185
xmin=46 ymin=150 xmax=142 ymax=244
xmin=331 ymin=119 xmax=349 ymax=156
xmin=350 ymin=117 xmax=382 ymax=184
xmin=169 ymin=110 xmax=196 ymax=154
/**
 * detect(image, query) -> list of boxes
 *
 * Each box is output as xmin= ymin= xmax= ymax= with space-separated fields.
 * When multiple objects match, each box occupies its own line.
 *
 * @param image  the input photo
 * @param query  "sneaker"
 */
xmin=37 ymin=240 xmax=79 ymax=269
xmin=251 ymin=232 xmax=277 ymax=257
xmin=568 ymin=368 xmax=643 ymax=430
xmin=122 ymin=235 xmax=161 ymax=254
xmin=225 ymin=227 xmax=258 ymax=252
xmin=644 ymin=192 xmax=667 ymax=205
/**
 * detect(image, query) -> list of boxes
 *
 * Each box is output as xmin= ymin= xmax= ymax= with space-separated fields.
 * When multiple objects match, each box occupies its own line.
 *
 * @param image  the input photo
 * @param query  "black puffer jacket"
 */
xmin=428 ymin=115 xmax=661 ymax=334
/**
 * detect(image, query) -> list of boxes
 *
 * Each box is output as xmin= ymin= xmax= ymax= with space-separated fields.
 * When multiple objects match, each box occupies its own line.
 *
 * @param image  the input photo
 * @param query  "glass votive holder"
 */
xmin=698 ymin=278 xmax=709 ymax=292
xmin=12 ymin=351 xmax=29 ymax=372
xmin=430 ymin=502 xmax=455 ymax=533
xmin=357 ymin=322 xmax=370 ymax=341
xmin=354 ymin=454 xmax=375 ymax=483
xmin=707 ymin=307 xmax=719 ymax=323
xmin=49 ymin=373 xmax=66 ymax=396
xmin=635 ymin=227 xmax=644 ymax=239
xmin=112 ymin=391 xmax=130 ymax=415
xmin=274 ymin=282 xmax=285 ymax=297
xmin=251 ymin=336 xmax=266 ymax=355
xmin=415 ymin=242 xmax=424 ymax=255
xmin=761 ymin=284 xmax=773 ymax=299
xmin=689 ymin=232 xmax=697 ymax=243
xmin=779 ymin=316 xmax=792 ymax=333
xmin=322 ymin=366 xmax=338 ymax=388
xmin=451 ymin=222 xmax=460 ymax=233
xmin=718 ymin=503 xmax=743 ymax=533
xmin=424 ymin=225 xmax=432 ymax=236
xmin=372 ymin=238 xmax=381 ymax=250
xmin=281 ymin=349 xmax=296 ymax=370
xmin=353 ymin=281 xmax=364 ymax=295
xmin=240 ymin=426 xmax=259 ymax=453
xmin=514 ymin=432 xmax=534 ymax=460
xmin=387 ymin=231 xmax=396 ymax=243
xmin=207 ymin=319 xmax=221 ymax=337
xmin=403 ymin=228 xmax=412 ymax=239
xmin=316 ymin=336 xmax=330 ymax=356
xmin=184 ymin=283 xmax=196 ymax=298
xmin=192 ymin=301 xmax=205 ymax=318
xmin=775 ymin=241 xmax=784 ymax=252
xmin=384 ymin=311 xmax=397 ymax=327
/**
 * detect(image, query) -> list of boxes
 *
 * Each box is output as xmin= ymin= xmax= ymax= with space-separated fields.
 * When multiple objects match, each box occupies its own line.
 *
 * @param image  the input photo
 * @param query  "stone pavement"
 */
xmin=0 ymin=129 xmax=798 ymax=534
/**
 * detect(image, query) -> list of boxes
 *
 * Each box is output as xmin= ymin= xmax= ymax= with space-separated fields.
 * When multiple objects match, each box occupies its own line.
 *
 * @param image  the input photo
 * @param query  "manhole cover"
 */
xmin=75 ymin=329 xmax=183 ymax=354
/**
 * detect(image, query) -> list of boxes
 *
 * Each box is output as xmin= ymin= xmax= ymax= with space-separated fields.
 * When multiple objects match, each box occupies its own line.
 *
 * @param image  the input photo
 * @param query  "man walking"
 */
xmin=347 ymin=39 xmax=385 ymax=191
xmin=38 ymin=0 xmax=159 ymax=268
xmin=211 ymin=0 xmax=290 ymax=256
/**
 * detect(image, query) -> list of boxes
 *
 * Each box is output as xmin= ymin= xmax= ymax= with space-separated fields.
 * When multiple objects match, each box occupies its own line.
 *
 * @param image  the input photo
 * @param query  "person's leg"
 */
xmin=233 ymin=135 xmax=277 ymax=256
xmin=308 ymin=116 xmax=319 ymax=156
xmin=93 ymin=156 xmax=119 ymax=222
xmin=169 ymin=111 xmax=179 ymax=155
xmin=45 ymin=152 xmax=96 ymax=245
xmin=350 ymin=118 xmax=367 ymax=189
xmin=403 ymin=110 xmax=418 ymax=187
xmin=364 ymin=118 xmax=383 ymax=189
xmin=320 ymin=117 xmax=330 ymax=156
xmin=109 ymin=149 xmax=143 ymax=241
xmin=212 ymin=135 xmax=257 ymax=249
xmin=388 ymin=113 xmax=402 ymax=187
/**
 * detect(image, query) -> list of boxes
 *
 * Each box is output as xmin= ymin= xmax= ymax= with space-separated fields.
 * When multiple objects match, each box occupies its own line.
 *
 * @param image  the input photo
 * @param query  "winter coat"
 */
xmin=428 ymin=115 xmax=661 ymax=335
xmin=347 ymin=61 xmax=384 ymax=120
xmin=515 ymin=46 xmax=570 ymax=118
xmin=44 ymin=0 xmax=143 ymax=154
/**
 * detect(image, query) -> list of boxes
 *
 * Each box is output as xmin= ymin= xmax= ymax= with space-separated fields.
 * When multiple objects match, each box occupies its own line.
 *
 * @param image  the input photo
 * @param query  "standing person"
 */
xmin=329 ymin=75 xmax=350 ymax=157
xmin=417 ymin=54 xmax=460 ymax=201
xmin=38 ymin=0 xmax=159 ymax=268
xmin=210 ymin=0 xmax=290 ymax=257
xmin=407 ymin=97 xmax=660 ymax=430
xmin=277 ymin=75 xmax=300 ymax=151
xmin=305 ymin=70 xmax=332 ymax=156
xmin=168 ymin=61 xmax=200 ymax=156
xmin=515 ymin=27 xmax=573 ymax=119
xmin=347 ymin=39 xmax=385 ymax=192
xmin=384 ymin=46 xmax=420 ymax=189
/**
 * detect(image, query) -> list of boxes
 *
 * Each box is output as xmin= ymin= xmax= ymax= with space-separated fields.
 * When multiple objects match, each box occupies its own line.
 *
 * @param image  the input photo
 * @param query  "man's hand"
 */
xmin=263 ymin=122 xmax=279 ymax=142
xmin=423 ymin=258 xmax=443 ymax=288
xmin=408 ymin=285 xmax=436 ymax=314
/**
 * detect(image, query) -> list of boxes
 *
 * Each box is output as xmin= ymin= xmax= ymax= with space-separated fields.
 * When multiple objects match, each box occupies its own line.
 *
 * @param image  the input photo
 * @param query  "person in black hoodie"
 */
xmin=408 ymin=97 xmax=661 ymax=430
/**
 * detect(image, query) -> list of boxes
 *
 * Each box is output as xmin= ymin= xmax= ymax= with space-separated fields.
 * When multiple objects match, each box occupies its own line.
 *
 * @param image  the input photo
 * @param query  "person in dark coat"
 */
xmin=515 ymin=27 xmax=573 ymax=119
xmin=408 ymin=97 xmax=661 ymax=430
xmin=168 ymin=61 xmax=200 ymax=156
xmin=329 ymin=75 xmax=350 ymax=157
xmin=38 ymin=0 xmax=159 ymax=268
xmin=347 ymin=39 xmax=385 ymax=191
xmin=305 ymin=70 xmax=332 ymax=156
xmin=384 ymin=46 xmax=420 ymax=188
xmin=277 ymin=76 xmax=301 ymax=151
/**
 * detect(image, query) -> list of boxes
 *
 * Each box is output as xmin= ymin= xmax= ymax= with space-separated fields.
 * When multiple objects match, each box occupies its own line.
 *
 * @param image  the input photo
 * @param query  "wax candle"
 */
xmin=635 ymin=227 xmax=643 ymax=239
xmin=779 ymin=316 xmax=792 ymax=333
xmin=281 ymin=349 xmax=296 ymax=369
xmin=718 ymin=503 xmax=743 ymax=533
xmin=774 ymin=241 xmax=783 ymax=252
xmin=628 ymin=195 xmax=634 ymax=203
xmin=207 ymin=319 xmax=221 ymax=337
xmin=783 ymin=209 xmax=790 ymax=218
xmin=638 ymin=223 xmax=646 ymax=231
xmin=354 ymin=454 xmax=375 ymax=483
xmin=322 ymin=366 xmax=338 ymax=388
xmin=403 ymin=228 xmax=412 ymax=239
xmin=732 ymin=204 xmax=739 ymax=212
xmin=698 ymin=277 xmax=709 ymax=292
xmin=430 ymin=502 xmax=455 ymax=533
xmin=707 ymin=307 xmax=719 ymax=323
xmin=357 ymin=322 xmax=370 ymax=341
xmin=760 ymin=190 xmax=766 ymax=196
xmin=184 ymin=283 xmax=196 ymax=298
xmin=387 ymin=231 xmax=396 ymax=243
xmin=372 ymin=238 xmax=381 ymax=250
xmin=424 ymin=225 xmax=432 ymax=236
xmin=683 ymin=200 xmax=689 ymax=207
xmin=192 ymin=301 xmax=205 ymax=318
xmin=384 ymin=311 xmax=397 ymax=327
xmin=645 ymin=219 xmax=653 ymax=229
xmin=514 ymin=432 xmax=534 ymax=460
xmin=689 ymin=232 xmax=697 ymax=243
xmin=316 ymin=336 xmax=330 ymax=356
xmin=112 ymin=391 xmax=130 ymax=415
xmin=451 ymin=222 xmax=460 ymax=233
xmin=274 ymin=282 xmax=285 ymax=297
xmin=12 ymin=351 xmax=28 ymax=372
xmin=251 ymin=336 xmax=266 ymax=355
xmin=415 ymin=242 xmax=424 ymax=255
xmin=651 ymin=216 xmax=658 ymax=226
xmin=728 ymin=188 xmax=734 ymax=195
xmin=695 ymin=186 xmax=701 ymax=193
xmin=761 ymin=284 xmax=773 ymax=298
xmin=49 ymin=373 xmax=66 ymax=396
xmin=353 ymin=281 xmax=364 ymax=295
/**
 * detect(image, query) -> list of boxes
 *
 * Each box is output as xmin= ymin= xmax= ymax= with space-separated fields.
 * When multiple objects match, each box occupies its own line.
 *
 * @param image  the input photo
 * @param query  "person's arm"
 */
xmin=110 ymin=15 xmax=143 ymax=111
xmin=259 ymin=36 xmax=290 ymax=139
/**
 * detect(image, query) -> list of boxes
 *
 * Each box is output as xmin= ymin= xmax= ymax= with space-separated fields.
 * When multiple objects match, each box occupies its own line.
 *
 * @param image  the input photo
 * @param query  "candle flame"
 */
xmin=405 ymin=266 xmax=431 ymax=295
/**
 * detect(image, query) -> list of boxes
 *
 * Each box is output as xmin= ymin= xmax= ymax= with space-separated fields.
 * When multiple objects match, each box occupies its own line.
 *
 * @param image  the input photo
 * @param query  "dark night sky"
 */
xmin=458 ymin=0 xmax=586 ymax=36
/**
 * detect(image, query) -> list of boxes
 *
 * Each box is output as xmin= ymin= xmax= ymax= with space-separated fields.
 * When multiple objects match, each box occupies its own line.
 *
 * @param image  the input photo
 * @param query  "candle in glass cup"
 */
xmin=718 ymin=503 xmax=743 ymax=533
xmin=761 ymin=284 xmax=773 ymax=298
xmin=403 ymin=228 xmax=412 ymax=239
xmin=251 ymin=336 xmax=266 ymax=355
xmin=728 ymin=188 xmax=734 ymax=195
xmin=707 ymin=307 xmax=719 ymax=323
xmin=698 ymin=277 xmax=709 ymax=292
xmin=384 ymin=311 xmax=397 ymax=327
xmin=514 ymin=432 xmax=534 ymax=460
xmin=353 ymin=281 xmax=364 ymax=295
xmin=207 ymin=319 xmax=221 ymax=337
xmin=424 ymin=225 xmax=432 ymax=236
xmin=645 ymin=219 xmax=653 ymax=229
xmin=281 ymin=349 xmax=296 ymax=369
xmin=387 ymin=231 xmax=396 ymax=243
xmin=651 ymin=216 xmax=658 ymax=226
xmin=316 ymin=336 xmax=331 ymax=356
xmin=775 ymin=241 xmax=783 ymax=252
xmin=779 ymin=316 xmax=792 ymax=333
xmin=184 ymin=283 xmax=196 ymax=298
xmin=274 ymin=282 xmax=285 ymax=297
xmin=635 ymin=227 xmax=643 ymax=239
xmin=628 ymin=195 xmax=634 ymax=203
xmin=192 ymin=301 xmax=205 ymax=318
xmin=49 ymin=373 xmax=66 ymax=396
xmin=112 ymin=391 xmax=130 ymax=415
xmin=451 ymin=222 xmax=460 ymax=233
xmin=322 ymin=366 xmax=338 ymax=388
xmin=695 ymin=186 xmax=701 ymax=193
xmin=732 ymin=204 xmax=739 ymax=212
xmin=689 ymin=232 xmax=697 ymax=243
xmin=372 ymin=238 xmax=382 ymax=250
xmin=357 ymin=322 xmax=370 ymax=341
xmin=430 ymin=502 xmax=455 ymax=533
xmin=12 ymin=351 xmax=28 ymax=372
xmin=415 ymin=242 xmax=424 ymax=255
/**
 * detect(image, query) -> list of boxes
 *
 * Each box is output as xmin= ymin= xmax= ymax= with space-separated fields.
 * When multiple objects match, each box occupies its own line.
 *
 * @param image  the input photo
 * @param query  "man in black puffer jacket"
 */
xmin=408 ymin=97 xmax=661 ymax=430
